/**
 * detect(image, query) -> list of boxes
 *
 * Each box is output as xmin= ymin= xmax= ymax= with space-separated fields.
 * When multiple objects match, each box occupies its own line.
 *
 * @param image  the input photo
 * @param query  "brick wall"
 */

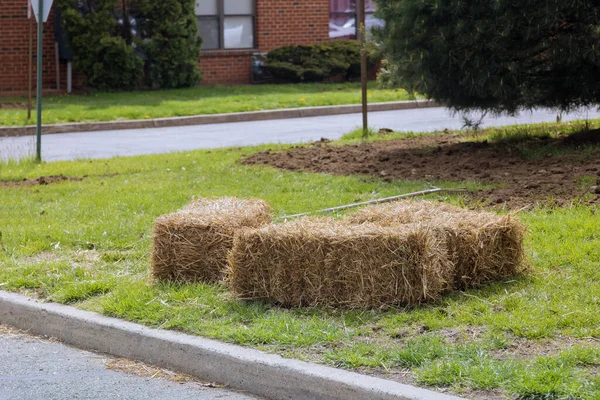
xmin=200 ymin=0 xmax=330 ymax=85
xmin=2 ymin=0 xmax=332 ymax=91
xmin=256 ymin=0 xmax=330 ymax=51
xmin=199 ymin=51 xmax=253 ymax=85
xmin=0 ymin=1 xmax=67 ymax=96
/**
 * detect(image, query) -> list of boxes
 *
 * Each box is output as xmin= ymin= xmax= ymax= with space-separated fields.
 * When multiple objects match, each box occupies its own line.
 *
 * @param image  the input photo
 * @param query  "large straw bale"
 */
xmin=227 ymin=218 xmax=451 ymax=308
xmin=346 ymin=200 xmax=526 ymax=288
xmin=151 ymin=197 xmax=271 ymax=283
xmin=345 ymin=200 xmax=464 ymax=226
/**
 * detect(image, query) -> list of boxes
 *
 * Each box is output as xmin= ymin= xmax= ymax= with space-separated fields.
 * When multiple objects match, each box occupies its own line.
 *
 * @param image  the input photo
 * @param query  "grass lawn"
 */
xmin=1 ymin=126 xmax=600 ymax=399
xmin=0 ymin=82 xmax=413 ymax=127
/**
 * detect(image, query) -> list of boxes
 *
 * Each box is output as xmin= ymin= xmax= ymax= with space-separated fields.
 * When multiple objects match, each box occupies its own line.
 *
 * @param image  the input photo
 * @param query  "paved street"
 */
xmin=0 ymin=327 xmax=259 ymax=400
xmin=1 ymin=106 xmax=599 ymax=162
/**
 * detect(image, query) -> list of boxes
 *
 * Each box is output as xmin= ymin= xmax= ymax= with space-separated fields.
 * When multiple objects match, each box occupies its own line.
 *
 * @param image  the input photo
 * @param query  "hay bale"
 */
xmin=346 ymin=200 xmax=526 ymax=289
xmin=151 ymin=197 xmax=271 ymax=283
xmin=227 ymin=218 xmax=452 ymax=308
xmin=442 ymin=212 xmax=527 ymax=288
xmin=345 ymin=200 xmax=465 ymax=226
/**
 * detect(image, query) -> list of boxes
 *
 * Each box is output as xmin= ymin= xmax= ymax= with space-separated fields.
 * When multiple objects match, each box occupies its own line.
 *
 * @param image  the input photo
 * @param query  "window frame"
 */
xmin=197 ymin=0 xmax=257 ymax=51
xmin=329 ymin=1 xmax=377 ymax=40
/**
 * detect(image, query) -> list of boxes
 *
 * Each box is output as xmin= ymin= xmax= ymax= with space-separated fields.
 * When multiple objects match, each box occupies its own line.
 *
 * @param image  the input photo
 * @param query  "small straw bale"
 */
xmin=227 ymin=217 xmax=452 ymax=308
xmin=345 ymin=200 xmax=526 ymax=289
xmin=151 ymin=197 xmax=271 ymax=283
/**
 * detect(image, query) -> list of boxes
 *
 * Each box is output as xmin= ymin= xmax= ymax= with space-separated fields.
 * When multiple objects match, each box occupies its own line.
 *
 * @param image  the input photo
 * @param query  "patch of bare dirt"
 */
xmin=492 ymin=336 xmax=600 ymax=360
xmin=20 ymin=250 xmax=102 ymax=274
xmin=23 ymin=251 xmax=63 ymax=263
xmin=0 ymin=173 xmax=118 ymax=188
xmin=0 ymin=102 xmax=27 ymax=109
xmin=242 ymin=131 xmax=600 ymax=207
xmin=0 ymin=175 xmax=84 ymax=187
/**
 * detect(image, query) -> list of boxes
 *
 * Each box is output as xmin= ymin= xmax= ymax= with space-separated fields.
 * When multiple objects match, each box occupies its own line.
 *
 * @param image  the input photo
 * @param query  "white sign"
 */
xmin=31 ymin=0 xmax=53 ymax=23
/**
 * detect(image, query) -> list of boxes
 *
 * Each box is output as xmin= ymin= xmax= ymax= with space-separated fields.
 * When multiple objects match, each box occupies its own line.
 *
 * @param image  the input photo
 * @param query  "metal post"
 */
xmin=55 ymin=41 xmax=60 ymax=90
xmin=36 ymin=0 xmax=43 ymax=162
xmin=358 ymin=0 xmax=368 ymax=138
xmin=27 ymin=5 xmax=33 ymax=122
xmin=67 ymin=62 xmax=72 ymax=94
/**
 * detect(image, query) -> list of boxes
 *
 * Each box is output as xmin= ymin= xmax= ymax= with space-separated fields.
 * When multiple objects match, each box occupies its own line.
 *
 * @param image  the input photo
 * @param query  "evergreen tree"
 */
xmin=58 ymin=0 xmax=201 ymax=90
xmin=375 ymin=0 xmax=600 ymax=114
xmin=131 ymin=0 xmax=202 ymax=89
xmin=57 ymin=0 xmax=144 ymax=90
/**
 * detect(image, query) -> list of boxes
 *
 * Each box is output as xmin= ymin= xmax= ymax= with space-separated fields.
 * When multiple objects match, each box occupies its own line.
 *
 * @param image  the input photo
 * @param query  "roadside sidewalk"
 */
xmin=0 ymin=291 xmax=462 ymax=400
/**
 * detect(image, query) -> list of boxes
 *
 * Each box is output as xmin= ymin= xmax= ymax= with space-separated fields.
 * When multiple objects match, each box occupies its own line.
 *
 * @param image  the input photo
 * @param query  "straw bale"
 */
xmin=345 ymin=200 xmax=464 ymax=226
xmin=227 ymin=218 xmax=452 ymax=308
xmin=151 ymin=197 xmax=271 ymax=283
xmin=346 ymin=200 xmax=526 ymax=289
xmin=441 ymin=212 xmax=526 ymax=288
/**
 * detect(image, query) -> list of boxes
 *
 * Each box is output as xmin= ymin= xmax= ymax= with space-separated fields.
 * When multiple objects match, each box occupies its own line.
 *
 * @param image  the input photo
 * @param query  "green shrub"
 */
xmin=131 ymin=0 xmax=202 ymax=88
xmin=377 ymin=59 xmax=401 ymax=89
xmin=88 ymin=36 xmax=144 ymax=90
xmin=265 ymin=40 xmax=381 ymax=83
xmin=57 ymin=0 xmax=144 ymax=90
xmin=57 ymin=0 xmax=201 ymax=90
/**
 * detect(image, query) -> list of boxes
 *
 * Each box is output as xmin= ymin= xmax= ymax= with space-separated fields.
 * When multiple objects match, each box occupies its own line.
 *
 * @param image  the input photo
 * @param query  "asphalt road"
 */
xmin=1 ymin=106 xmax=599 ymax=162
xmin=0 ymin=327 xmax=259 ymax=400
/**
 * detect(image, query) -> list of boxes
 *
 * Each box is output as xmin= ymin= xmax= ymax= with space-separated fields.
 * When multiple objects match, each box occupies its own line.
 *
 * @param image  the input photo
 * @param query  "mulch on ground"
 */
xmin=242 ymin=131 xmax=600 ymax=207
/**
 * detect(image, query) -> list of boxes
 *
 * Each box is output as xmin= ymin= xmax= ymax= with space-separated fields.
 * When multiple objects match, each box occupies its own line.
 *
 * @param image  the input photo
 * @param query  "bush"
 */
xmin=265 ymin=40 xmax=381 ymax=83
xmin=57 ymin=0 xmax=201 ymax=90
xmin=376 ymin=59 xmax=401 ymax=89
xmin=57 ymin=0 xmax=144 ymax=90
xmin=88 ymin=36 xmax=144 ymax=90
xmin=131 ymin=0 xmax=202 ymax=89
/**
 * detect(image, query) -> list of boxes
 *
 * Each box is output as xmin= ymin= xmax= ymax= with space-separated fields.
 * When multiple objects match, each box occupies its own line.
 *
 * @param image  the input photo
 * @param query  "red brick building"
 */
xmin=198 ymin=0 xmax=330 ymax=85
xmin=0 ymin=0 xmax=68 ymax=96
xmin=0 ymin=0 xmax=375 ymax=95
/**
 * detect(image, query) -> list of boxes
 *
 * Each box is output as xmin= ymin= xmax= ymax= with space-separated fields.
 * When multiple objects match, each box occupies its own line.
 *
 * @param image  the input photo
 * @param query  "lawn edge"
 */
xmin=0 ymin=290 xmax=462 ymax=400
xmin=0 ymin=100 xmax=439 ymax=137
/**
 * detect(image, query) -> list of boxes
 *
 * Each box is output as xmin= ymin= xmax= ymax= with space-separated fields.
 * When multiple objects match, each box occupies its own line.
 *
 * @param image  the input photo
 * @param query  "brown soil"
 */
xmin=242 ymin=131 xmax=600 ymax=207
xmin=492 ymin=336 xmax=600 ymax=360
xmin=0 ymin=175 xmax=84 ymax=187
xmin=0 ymin=173 xmax=118 ymax=188
xmin=0 ymin=102 xmax=27 ymax=109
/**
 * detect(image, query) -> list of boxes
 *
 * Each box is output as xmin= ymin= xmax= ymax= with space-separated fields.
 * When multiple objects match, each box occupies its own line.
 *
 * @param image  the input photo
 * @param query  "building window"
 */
xmin=329 ymin=0 xmax=381 ymax=40
xmin=196 ymin=0 xmax=255 ymax=50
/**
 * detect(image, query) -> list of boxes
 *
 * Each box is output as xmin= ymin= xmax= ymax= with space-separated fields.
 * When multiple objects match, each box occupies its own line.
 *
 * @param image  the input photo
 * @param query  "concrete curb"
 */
xmin=0 ymin=291 xmax=464 ymax=400
xmin=0 ymin=100 xmax=439 ymax=137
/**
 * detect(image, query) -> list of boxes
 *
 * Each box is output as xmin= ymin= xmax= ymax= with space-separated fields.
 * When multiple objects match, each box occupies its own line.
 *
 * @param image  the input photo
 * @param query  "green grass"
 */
xmin=0 ymin=82 xmax=413 ymax=126
xmin=1 ymin=126 xmax=600 ymax=399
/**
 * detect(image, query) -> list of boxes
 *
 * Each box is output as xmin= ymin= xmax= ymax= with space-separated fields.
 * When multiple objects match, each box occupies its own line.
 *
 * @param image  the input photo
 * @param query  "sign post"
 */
xmin=357 ymin=0 xmax=368 ymax=138
xmin=27 ymin=2 xmax=33 ymax=122
xmin=31 ymin=0 xmax=53 ymax=162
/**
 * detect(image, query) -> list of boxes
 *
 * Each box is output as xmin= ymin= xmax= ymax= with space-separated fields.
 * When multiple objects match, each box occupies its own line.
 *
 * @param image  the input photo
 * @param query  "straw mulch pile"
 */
xmin=346 ymin=200 xmax=527 ymax=289
xmin=227 ymin=217 xmax=451 ymax=308
xmin=151 ymin=197 xmax=271 ymax=283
